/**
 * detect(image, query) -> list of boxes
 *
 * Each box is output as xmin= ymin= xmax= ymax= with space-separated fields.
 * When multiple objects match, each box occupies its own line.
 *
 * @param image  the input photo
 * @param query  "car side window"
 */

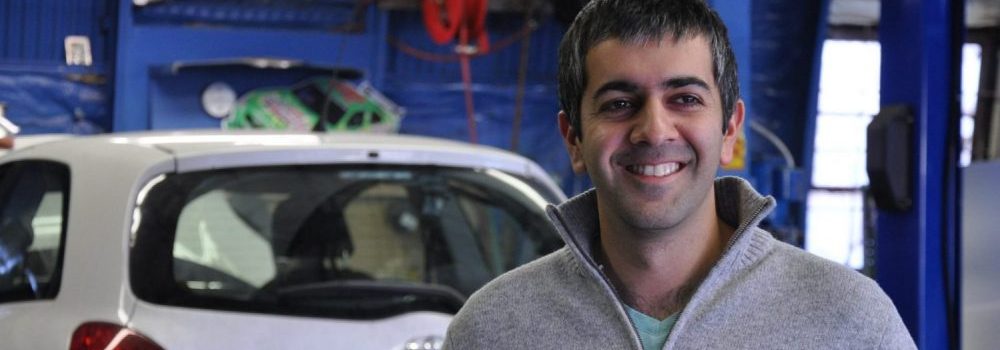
xmin=455 ymin=192 xmax=538 ymax=273
xmin=172 ymin=190 xmax=275 ymax=296
xmin=0 ymin=161 xmax=70 ymax=302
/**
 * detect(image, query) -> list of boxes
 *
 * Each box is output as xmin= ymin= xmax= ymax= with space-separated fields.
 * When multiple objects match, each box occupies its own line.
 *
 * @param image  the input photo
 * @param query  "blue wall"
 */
xmin=379 ymin=9 xmax=577 ymax=193
xmin=748 ymin=0 xmax=829 ymax=245
xmin=0 ymin=0 xmax=114 ymax=134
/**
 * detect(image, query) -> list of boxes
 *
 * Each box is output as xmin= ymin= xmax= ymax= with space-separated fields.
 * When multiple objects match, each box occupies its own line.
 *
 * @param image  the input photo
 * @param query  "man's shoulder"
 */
xmin=444 ymin=247 xmax=587 ymax=348
xmin=767 ymin=238 xmax=882 ymax=292
xmin=758 ymin=235 xmax=901 ymax=316
xmin=461 ymin=247 xmax=575 ymax=309
xmin=711 ymin=230 xmax=914 ymax=348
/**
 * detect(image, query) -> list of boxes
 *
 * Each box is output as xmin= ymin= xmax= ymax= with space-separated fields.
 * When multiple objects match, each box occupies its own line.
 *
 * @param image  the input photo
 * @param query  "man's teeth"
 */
xmin=628 ymin=163 xmax=680 ymax=177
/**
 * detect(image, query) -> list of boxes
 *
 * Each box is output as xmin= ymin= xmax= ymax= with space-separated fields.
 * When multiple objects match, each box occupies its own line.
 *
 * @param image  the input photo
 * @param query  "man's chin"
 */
xmin=618 ymin=206 xmax=683 ymax=234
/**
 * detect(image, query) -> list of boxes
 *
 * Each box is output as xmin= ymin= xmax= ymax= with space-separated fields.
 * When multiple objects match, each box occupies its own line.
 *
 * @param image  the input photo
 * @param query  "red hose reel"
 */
xmin=422 ymin=0 xmax=490 ymax=53
xmin=421 ymin=0 xmax=490 ymax=144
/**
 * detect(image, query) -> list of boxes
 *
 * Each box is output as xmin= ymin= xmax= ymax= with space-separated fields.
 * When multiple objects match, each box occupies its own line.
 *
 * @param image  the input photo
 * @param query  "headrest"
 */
xmin=270 ymin=197 xmax=354 ymax=259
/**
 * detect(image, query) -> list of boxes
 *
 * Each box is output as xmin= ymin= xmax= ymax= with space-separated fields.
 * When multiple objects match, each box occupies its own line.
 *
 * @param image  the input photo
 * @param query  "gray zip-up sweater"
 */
xmin=444 ymin=177 xmax=916 ymax=349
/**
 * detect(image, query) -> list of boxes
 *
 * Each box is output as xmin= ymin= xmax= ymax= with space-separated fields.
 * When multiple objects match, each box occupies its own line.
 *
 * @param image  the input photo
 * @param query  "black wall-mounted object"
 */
xmin=866 ymin=104 xmax=914 ymax=212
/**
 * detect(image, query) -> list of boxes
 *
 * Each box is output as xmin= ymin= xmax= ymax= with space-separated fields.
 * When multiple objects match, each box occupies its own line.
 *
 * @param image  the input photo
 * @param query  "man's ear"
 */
xmin=558 ymin=111 xmax=587 ymax=174
xmin=720 ymin=99 xmax=745 ymax=165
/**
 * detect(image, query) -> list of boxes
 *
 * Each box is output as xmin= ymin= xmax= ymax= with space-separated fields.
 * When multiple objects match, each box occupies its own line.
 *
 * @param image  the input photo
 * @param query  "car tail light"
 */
xmin=70 ymin=322 xmax=164 ymax=350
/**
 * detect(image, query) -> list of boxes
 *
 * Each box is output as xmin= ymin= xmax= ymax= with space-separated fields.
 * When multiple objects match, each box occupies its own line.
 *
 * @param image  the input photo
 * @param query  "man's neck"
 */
xmin=597 ymin=193 xmax=735 ymax=320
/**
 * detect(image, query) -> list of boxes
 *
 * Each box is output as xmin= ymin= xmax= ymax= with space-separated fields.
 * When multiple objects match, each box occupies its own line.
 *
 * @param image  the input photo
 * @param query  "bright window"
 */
xmin=806 ymin=40 xmax=981 ymax=269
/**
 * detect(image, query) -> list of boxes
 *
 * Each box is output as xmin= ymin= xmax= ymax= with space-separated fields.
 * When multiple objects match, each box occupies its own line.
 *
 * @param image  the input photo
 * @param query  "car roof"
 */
xmin=108 ymin=130 xmax=503 ymax=156
xmin=0 ymin=134 xmax=73 ymax=155
xmin=2 ymin=130 xmax=561 ymax=195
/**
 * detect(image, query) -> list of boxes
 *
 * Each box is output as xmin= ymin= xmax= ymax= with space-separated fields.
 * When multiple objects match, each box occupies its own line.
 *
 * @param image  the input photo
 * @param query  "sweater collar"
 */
xmin=545 ymin=176 xmax=777 ymax=275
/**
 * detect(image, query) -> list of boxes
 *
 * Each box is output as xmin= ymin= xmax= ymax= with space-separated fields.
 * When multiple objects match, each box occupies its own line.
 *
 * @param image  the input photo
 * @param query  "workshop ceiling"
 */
xmin=830 ymin=0 xmax=1000 ymax=28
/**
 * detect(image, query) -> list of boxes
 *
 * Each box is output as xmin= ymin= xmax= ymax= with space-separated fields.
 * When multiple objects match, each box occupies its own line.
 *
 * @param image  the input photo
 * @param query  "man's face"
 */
xmin=559 ymin=35 xmax=743 ymax=234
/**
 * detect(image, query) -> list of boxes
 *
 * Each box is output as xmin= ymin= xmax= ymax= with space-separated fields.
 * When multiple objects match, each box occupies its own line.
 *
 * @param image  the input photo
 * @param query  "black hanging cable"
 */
xmin=320 ymin=1 xmax=358 ymax=132
xmin=510 ymin=1 xmax=536 ymax=153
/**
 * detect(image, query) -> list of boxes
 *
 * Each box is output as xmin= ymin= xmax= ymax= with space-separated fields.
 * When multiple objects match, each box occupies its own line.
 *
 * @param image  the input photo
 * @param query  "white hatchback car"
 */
xmin=0 ymin=131 xmax=566 ymax=349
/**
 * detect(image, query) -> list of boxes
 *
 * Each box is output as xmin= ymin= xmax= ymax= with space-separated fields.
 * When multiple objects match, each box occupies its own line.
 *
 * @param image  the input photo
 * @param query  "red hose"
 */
xmin=422 ymin=0 xmax=490 ymax=143
xmin=466 ymin=0 xmax=489 ymax=52
xmin=459 ymin=27 xmax=478 ymax=144
xmin=422 ymin=0 xmax=464 ymax=44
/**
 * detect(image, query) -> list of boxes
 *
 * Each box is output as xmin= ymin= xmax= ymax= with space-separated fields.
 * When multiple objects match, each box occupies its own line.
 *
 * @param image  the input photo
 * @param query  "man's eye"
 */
xmin=600 ymin=100 xmax=635 ymax=112
xmin=674 ymin=95 xmax=702 ymax=105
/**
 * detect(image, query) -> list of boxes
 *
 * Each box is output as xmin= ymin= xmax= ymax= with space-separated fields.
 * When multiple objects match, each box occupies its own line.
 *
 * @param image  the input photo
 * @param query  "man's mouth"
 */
xmin=625 ymin=162 xmax=683 ymax=177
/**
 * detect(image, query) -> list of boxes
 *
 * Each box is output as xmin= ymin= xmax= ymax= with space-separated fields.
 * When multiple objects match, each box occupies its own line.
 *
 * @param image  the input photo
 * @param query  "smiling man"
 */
xmin=444 ymin=1 xmax=915 ymax=349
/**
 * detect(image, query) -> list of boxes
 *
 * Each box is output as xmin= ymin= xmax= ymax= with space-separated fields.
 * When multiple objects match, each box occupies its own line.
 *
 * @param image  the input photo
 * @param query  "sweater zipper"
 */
xmin=662 ymin=203 xmax=768 ymax=349
xmin=562 ymin=195 xmax=771 ymax=349
xmin=724 ymin=204 xmax=767 ymax=254
xmin=554 ymin=205 xmax=645 ymax=350
xmin=586 ymin=257 xmax=645 ymax=350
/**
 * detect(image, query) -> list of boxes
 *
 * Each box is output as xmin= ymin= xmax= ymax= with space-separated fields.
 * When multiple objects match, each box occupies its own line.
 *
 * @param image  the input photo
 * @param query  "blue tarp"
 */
xmin=0 ymin=72 xmax=108 ymax=135
xmin=386 ymin=82 xmax=589 ymax=197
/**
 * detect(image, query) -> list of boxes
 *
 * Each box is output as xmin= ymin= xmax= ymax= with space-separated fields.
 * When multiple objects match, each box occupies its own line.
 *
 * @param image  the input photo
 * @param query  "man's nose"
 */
xmin=629 ymin=101 xmax=679 ymax=145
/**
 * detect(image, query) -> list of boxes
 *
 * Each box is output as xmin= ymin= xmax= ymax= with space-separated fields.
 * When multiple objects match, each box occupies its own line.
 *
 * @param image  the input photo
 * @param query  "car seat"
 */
xmin=268 ymin=195 xmax=366 ymax=289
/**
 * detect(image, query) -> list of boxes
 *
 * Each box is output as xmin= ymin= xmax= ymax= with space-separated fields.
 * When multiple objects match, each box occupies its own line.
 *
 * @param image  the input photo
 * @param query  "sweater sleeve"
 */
xmin=877 ymin=309 xmax=917 ymax=350
xmin=442 ymin=301 xmax=487 ymax=350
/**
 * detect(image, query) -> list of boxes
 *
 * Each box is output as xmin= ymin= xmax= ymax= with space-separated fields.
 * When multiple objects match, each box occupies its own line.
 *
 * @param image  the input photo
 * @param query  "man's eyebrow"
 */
xmin=591 ymin=77 xmax=711 ymax=101
xmin=662 ymin=76 xmax=711 ymax=91
xmin=591 ymin=80 xmax=640 ymax=101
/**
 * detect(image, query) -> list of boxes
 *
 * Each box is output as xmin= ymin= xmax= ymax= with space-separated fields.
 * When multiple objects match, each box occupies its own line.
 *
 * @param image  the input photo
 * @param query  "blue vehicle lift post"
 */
xmin=877 ymin=0 xmax=963 ymax=348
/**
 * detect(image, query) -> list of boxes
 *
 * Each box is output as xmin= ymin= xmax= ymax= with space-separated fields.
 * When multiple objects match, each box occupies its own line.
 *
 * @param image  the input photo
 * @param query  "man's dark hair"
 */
xmin=557 ymin=0 xmax=740 ymax=139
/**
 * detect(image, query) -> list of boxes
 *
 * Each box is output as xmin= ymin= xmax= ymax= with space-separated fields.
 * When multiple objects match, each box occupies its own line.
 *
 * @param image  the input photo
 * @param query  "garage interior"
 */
xmin=0 ymin=0 xmax=998 ymax=349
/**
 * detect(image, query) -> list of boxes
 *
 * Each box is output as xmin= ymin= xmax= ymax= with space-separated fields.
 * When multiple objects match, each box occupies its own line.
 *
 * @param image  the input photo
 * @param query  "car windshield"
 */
xmin=130 ymin=165 xmax=563 ymax=319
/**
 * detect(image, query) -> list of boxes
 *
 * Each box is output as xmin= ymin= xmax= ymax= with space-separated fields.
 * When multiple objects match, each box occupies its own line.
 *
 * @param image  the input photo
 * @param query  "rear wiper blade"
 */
xmin=270 ymin=280 xmax=466 ymax=314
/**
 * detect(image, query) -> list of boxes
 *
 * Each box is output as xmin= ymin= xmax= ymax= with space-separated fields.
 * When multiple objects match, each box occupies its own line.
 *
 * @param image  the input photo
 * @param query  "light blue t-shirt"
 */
xmin=625 ymin=305 xmax=678 ymax=350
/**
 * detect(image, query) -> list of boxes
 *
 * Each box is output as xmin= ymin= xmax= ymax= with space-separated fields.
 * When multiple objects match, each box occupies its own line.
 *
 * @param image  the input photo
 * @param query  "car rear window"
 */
xmin=0 ymin=161 xmax=70 ymax=303
xmin=130 ymin=165 xmax=563 ymax=319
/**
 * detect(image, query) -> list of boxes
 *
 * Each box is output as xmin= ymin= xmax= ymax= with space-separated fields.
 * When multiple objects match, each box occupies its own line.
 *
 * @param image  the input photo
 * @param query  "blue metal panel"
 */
xmin=112 ymin=0 xmax=385 ymax=131
xmin=0 ymin=0 xmax=114 ymax=71
xmin=711 ymin=0 xmax=753 ymax=182
xmin=132 ymin=0 xmax=357 ymax=29
xmin=0 ymin=0 xmax=114 ymax=133
xmin=878 ymin=0 xmax=960 ymax=348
